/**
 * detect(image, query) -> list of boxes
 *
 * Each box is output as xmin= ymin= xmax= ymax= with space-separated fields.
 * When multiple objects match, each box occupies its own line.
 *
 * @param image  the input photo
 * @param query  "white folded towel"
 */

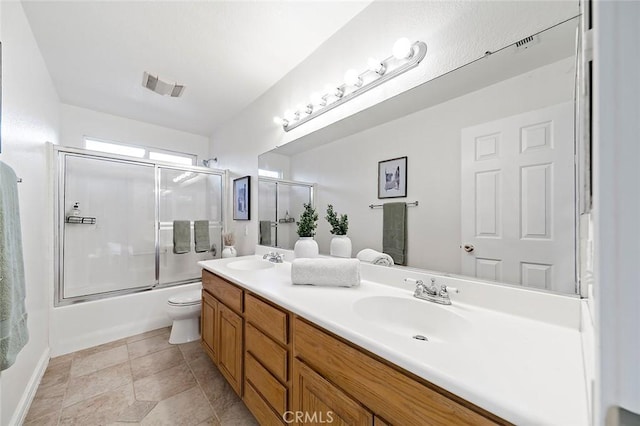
xmin=291 ymin=258 xmax=360 ymax=287
xmin=356 ymin=248 xmax=395 ymax=267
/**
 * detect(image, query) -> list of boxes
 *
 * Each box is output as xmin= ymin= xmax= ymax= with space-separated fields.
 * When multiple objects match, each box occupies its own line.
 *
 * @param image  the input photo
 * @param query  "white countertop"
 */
xmin=199 ymin=255 xmax=589 ymax=426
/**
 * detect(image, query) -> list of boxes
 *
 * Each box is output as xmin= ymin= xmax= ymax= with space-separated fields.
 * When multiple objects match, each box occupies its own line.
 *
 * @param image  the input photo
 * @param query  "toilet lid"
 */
xmin=168 ymin=289 xmax=202 ymax=305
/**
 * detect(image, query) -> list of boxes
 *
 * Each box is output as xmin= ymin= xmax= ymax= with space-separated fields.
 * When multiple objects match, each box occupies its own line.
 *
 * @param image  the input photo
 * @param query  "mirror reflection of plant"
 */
xmin=223 ymin=232 xmax=235 ymax=246
xmin=296 ymin=203 xmax=318 ymax=237
xmin=325 ymin=204 xmax=348 ymax=236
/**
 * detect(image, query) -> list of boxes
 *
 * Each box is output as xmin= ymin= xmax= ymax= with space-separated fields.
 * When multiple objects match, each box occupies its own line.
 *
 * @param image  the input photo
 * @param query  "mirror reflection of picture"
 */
xmin=233 ymin=176 xmax=250 ymax=220
xmin=378 ymin=157 xmax=407 ymax=199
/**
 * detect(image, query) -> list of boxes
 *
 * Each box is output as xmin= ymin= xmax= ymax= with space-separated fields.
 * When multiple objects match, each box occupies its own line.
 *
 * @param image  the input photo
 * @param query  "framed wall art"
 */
xmin=378 ymin=156 xmax=407 ymax=199
xmin=233 ymin=176 xmax=251 ymax=220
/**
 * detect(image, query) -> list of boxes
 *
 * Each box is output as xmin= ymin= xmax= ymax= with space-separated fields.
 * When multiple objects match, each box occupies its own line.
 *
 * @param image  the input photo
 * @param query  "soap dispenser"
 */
xmin=72 ymin=202 xmax=81 ymax=217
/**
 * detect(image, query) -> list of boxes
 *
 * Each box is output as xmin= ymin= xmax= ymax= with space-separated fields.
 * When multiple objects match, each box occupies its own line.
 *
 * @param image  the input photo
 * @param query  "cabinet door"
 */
xmin=293 ymin=359 xmax=372 ymax=426
xmin=201 ymin=291 xmax=218 ymax=362
xmin=218 ymin=302 xmax=244 ymax=396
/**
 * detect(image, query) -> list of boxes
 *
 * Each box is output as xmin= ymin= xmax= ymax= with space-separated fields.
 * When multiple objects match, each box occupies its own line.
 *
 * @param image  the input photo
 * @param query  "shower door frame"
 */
xmin=53 ymin=145 xmax=227 ymax=306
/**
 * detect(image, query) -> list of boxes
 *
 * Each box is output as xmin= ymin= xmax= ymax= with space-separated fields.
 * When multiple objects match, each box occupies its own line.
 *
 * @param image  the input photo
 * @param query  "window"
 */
xmin=84 ymin=137 xmax=196 ymax=166
xmin=258 ymin=169 xmax=282 ymax=179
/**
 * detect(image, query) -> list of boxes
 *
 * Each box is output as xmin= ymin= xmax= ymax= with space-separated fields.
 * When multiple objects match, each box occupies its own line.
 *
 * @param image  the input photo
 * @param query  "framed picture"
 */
xmin=378 ymin=156 xmax=407 ymax=199
xmin=233 ymin=176 xmax=251 ymax=220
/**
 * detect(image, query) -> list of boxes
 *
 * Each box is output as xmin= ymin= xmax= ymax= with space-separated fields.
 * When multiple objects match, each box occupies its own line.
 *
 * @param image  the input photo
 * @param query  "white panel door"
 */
xmin=461 ymin=102 xmax=575 ymax=293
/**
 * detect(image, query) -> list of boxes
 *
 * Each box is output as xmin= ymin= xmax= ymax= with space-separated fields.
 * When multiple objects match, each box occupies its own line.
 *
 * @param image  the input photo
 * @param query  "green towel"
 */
xmin=382 ymin=202 xmax=407 ymax=265
xmin=173 ymin=220 xmax=191 ymax=254
xmin=259 ymin=220 xmax=272 ymax=246
xmin=194 ymin=220 xmax=210 ymax=253
xmin=0 ymin=161 xmax=29 ymax=371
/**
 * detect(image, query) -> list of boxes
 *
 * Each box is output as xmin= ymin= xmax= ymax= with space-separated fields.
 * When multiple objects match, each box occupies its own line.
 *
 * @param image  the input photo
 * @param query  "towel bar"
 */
xmin=17 ymin=178 xmax=23 ymax=183
xmin=369 ymin=201 xmax=419 ymax=209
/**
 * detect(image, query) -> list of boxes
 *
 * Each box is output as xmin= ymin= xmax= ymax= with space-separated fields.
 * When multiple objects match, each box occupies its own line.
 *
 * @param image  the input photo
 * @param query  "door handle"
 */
xmin=461 ymin=244 xmax=475 ymax=253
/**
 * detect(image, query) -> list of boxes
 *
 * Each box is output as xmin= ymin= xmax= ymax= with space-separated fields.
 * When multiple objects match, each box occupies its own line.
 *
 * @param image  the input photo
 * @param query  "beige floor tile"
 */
xmin=116 ymin=400 xmax=157 ymax=422
xmin=133 ymin=363 xmax=196 ymax=402
xmin=140 ymin=386 xmax=214 ymax=426
xmin=130 ymin=346 xmax=184 ymax=380
xmin=217 ymin=400 xmax=258 ymax=426
xmin=59 ymin=383 xmax=135 ymax=425
xmin=23 ymin=409 xmax=61 ymax=426
xmin=40 ymin=359 xmax=72 ymax=390
xmin=24 ymin=382 xmax=66 ymax=423
xmin=63 ymin=362 xmax=132 ymax=407
xmin=73 ymin=338 xmax=128 ymax=359
xmin=178 ymin=340 xmax=205 ymax=364
xmin=126 ymin=327 xmax=170 ymax=344
xmin=127 ymin=333 xmax=173 ymax=360
xmin=49 ymin=353 xmax=74 ymax=368
xmin=70 ymin=344 xmax=129 ymax=377
xmin=196 ymin=416 xmax=221 ymax=426
xmin=188 ymin=355 xmax=238 ymax=413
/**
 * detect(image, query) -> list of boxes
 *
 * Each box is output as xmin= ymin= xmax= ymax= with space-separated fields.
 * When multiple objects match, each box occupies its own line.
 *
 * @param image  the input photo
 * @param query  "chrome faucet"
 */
xmin=262 ymin=251 xmax=284 ymax=263
xmin=410 ymin=278 xmax=458 ymax=305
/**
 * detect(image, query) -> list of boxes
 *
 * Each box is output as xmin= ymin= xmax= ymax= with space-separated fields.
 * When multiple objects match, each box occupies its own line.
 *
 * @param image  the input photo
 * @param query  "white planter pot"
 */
xmin=294 ymin=237 xmax=319 ymax=258
xmin=221 ymin=246 xmax=237 ymax=258
xmin=330 ymin=235 xmax=352 ymax=258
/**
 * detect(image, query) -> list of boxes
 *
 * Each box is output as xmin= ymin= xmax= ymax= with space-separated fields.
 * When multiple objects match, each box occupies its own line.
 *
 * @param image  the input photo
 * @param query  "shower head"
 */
xmin=202 ymin=158 xmax=218 ymax=167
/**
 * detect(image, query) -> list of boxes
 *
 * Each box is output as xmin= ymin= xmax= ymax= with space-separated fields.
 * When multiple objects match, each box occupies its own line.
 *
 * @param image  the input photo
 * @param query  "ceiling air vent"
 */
xmin=142 ymin=72 xmax=185 ymax=97
xmin=515 ymin=34 xmax=540 ymax=51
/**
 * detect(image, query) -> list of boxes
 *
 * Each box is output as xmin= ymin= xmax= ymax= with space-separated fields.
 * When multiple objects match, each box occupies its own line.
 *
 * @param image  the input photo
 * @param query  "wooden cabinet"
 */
xmin=218 ymin=303 xmax=244 ymax=395
xmin=201 ymin=291 xmax=218 ymax=362
xmin=293 ymin=359 xmax=373 ymax=426
xmin=201 ymin=270 xmax=244 ymax=397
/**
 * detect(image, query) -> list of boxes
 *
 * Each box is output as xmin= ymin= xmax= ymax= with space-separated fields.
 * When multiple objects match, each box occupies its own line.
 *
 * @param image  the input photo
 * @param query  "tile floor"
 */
xmin=24 ymin=327 xmax=258 ymax=425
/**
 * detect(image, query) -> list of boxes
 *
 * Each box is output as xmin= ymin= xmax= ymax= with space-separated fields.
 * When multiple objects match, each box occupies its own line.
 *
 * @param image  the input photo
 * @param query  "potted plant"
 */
xmin=326 ymin=204 xmax=352 ymax=258
xmin=221 ymin=231 xmax=237 ymax=258
xmin=294 ymin=203 xmax=319 ymax=258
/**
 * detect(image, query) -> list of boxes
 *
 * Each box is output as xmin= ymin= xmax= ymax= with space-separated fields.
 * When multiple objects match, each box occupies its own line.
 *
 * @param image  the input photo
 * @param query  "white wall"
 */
xmin=289 ymin=58 xmax=573 ymax=272
xmin=60 ymin=103 xmax=210 ymax=161
xmin=211 ymin=1 xmax=579 ymax=255
xmin=0 ymin=2 xmax=60 ymax=425
xmin=593 ymin=1 xmax=640 ymax=423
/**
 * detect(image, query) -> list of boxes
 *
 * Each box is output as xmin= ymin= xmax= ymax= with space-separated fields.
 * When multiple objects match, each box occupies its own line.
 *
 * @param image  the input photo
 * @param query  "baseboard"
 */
xmin=9 ymin=347 xmax=50 ymax=426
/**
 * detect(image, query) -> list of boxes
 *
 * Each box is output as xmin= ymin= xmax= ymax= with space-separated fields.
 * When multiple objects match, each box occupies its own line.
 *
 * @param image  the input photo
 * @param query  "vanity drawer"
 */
xmin=245 ymin=353 xmax=287 ymax=416
xmin=203 ymin=271 xmax=243 ymax=314
xmin=245 ymin=294 xmax=288 ymax=345
xmin=246 ymin=323 xmax=288 ymax=382
xmin=293 ymin=317 xmax=501 ymax=426
xmin=244 ymin=381 xmax=284 ymax=426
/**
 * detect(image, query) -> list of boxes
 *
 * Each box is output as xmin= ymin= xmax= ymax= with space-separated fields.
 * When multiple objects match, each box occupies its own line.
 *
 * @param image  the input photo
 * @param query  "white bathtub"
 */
xmin=50 ymin=282 xmax=202 ymax=356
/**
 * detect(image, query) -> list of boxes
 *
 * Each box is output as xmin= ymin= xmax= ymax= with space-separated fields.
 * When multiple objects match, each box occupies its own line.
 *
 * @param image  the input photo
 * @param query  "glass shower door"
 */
xmin=158 ymin=167 xmax=223 ymax=285
xmin=61 ymin=155 xmax=156 ymax=299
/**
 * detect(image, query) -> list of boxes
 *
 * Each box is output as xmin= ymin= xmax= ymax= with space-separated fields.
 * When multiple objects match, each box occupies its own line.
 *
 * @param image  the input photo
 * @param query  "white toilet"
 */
xmin=167 ymin=288 xmax=202 ymax=344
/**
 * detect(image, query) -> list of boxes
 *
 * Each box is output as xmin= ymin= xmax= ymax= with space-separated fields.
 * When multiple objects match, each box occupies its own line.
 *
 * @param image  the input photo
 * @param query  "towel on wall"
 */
xmin=259 ymin=221 xmax=272 ymax=246
xmin=356 ymin=248 xmax=395 ymax=267
xmin=0 ymin=161 xmax=29 ymax=371
xmin=194 ymin=220 xmax=210 ymax=253
xmin=291 ymin=258 xmax=361 ymax=287
xmin=173 ymin=220 xmax=191 ymax=254
xmin=382 ymin=202 xmax=407 ymax=265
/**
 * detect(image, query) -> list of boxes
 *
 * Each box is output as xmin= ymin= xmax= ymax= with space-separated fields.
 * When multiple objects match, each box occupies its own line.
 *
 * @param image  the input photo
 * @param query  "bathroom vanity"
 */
xmin=199 ymin=251 xmax=589 ymax=425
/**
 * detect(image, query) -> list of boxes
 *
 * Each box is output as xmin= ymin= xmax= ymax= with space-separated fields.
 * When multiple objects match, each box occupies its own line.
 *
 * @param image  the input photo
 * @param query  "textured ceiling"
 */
xmin=22 ymin=1 xmax=372 ymax=136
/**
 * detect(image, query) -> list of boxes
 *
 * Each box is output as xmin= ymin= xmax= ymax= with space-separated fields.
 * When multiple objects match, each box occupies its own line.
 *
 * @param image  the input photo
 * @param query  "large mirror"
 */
xmin=259 ymin=17 xmax=581 ymax=295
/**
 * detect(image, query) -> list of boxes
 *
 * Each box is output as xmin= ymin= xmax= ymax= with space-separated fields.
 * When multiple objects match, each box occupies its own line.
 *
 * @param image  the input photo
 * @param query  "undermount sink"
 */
xmin=226 ymin=259 xmax=275 ymax=271
xmin=353 ymin=296 xmax=471 ymax=342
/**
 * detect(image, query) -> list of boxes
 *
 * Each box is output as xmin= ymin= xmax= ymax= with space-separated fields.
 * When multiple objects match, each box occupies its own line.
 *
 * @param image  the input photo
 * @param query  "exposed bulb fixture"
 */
xmin=367 ymin=57 xmax=386 ymax=75
xmin=392 ymin=37 xmax=414 ymax=60
xmin=276 ymin=37 xmax=427 ymax=132
xmin=344 ymin=69 xmax=363 ymax=87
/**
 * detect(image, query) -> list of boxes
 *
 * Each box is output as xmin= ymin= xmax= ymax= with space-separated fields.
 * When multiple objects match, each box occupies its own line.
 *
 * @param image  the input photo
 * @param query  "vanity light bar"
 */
xmin=274 ymin=38 xmax=428 ymax=132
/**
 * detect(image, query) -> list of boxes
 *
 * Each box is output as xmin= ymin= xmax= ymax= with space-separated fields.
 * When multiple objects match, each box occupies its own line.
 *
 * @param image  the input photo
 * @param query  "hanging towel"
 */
xmin=382 ymin=202 xmax=407 ymax=265
xmin=173 ymin=220 xmax=191 ymax=254
xmin=291 ymin=258 xmax=360 ymax=287
xmin=194 ymin=220 xmax=210 ymax=253
xmin=356 ymin=248 xmax=395 ymax=267
xmin=0 ymin=161 xmax=29 ymax=371
xmin=259 ymin=221 xmax=272 ymax=246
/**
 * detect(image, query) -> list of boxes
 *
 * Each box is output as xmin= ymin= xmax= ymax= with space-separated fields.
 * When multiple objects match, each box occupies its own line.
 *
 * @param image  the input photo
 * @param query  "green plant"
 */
xmin=296 ymin=203 xmax=318 ymax=237
xmin=223 ymin=232 xmax=235 ymax=246
xmin=325 ymin=204 xmax=348 ymax=236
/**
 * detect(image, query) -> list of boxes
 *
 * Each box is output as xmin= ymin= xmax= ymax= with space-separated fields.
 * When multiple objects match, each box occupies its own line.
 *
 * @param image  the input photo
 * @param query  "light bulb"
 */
xmin=284 ymin=109 xmax=295 ymax=122
xmin=324 ymin=84 xmax=343 ymax=99
xmin=273 ymin=116 xmax=283 ymax=125
xmin=392 ymin=37 xmax=413 ymax=60
xmin=344 ymin=69 xmax=362 ymax=87
xmin=367 ymin=57 xmax=386 ymax=75
xmin=310 ymin=92 xmax=326 ymax=106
